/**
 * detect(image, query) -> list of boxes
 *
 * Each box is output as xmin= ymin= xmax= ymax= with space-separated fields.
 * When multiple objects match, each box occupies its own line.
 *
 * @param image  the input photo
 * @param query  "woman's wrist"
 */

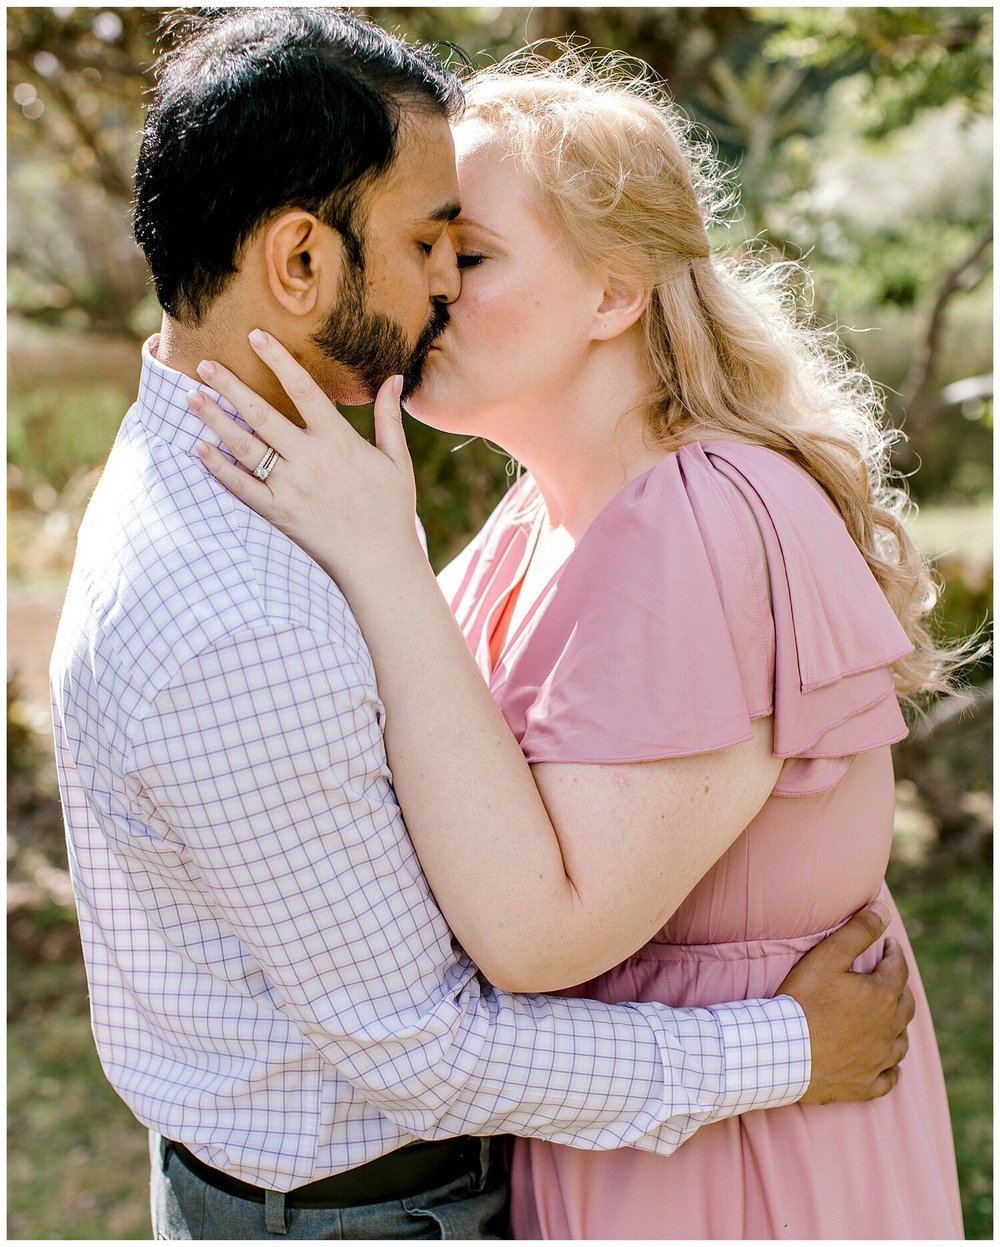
xmin=326 ymin=522 xmax=432 ymax=606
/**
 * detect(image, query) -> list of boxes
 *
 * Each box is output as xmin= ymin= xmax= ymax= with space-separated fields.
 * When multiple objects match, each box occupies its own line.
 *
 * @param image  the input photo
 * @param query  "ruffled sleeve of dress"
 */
xmin=493 ymin=441 xmax=913 ymax=797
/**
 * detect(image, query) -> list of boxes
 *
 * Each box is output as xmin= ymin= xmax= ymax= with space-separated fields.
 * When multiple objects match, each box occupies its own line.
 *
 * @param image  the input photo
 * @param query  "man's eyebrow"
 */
xmin=419 ymin=200 xmax=462 ymax=224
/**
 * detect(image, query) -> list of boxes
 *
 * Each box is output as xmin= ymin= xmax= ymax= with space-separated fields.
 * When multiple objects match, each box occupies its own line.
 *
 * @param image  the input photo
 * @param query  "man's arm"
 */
xmin=128 ymin=622 xmax=906 ymax=1153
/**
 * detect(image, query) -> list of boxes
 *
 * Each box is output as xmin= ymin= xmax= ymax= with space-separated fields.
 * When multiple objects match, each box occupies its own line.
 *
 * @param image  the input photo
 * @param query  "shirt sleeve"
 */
xmin=128 ymin=622 xmax=809 ymax=1154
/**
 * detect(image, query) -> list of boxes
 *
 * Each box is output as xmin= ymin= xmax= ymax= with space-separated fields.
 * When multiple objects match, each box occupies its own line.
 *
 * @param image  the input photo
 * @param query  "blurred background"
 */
xmin=7 ymin=6 xmax=992 ymax=1239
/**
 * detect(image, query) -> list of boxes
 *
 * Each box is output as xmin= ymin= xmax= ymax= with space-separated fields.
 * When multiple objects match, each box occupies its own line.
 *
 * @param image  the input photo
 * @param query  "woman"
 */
xmin=192 ymin=49 xmax=963 ymax=1239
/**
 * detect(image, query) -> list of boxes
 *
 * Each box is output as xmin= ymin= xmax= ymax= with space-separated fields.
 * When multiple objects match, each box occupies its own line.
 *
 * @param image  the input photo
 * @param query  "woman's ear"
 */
xmin=262 ymin=211 xmax=342 ymax=317
xmin=593 ymin=281 xmax=648 ymax=342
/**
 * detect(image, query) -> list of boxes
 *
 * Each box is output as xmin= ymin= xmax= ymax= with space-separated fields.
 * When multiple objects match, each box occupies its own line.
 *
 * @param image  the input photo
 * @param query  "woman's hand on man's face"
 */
xmin=188 ymin=330 xmax=424 ymax=588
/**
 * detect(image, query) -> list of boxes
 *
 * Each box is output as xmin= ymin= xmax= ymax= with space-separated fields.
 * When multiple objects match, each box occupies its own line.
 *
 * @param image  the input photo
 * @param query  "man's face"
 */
xmin=313 ymin=110 xmax=461 ymax=402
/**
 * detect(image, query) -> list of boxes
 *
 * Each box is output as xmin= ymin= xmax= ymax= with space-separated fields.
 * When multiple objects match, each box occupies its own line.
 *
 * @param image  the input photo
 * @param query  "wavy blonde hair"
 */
xmin=464 ymin=45 xmax=961 ymax=703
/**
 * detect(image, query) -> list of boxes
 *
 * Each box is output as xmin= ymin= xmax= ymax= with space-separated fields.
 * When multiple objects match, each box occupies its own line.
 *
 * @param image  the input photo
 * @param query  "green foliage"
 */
xmin=907 ymin=505 xmax=993 ymax=703
xmin=8 ymin=677 xmax=42 ymax=778
xmin=8 ymin=916 xmax=152 ymax=1240
xmin=897 ymin=397 xmax=994 ymax=504
xmin=7 ymin=7 xmax=158 ymax=334
xmin=373 ymin=6 xmax=757 ymax=98
xmin=408 ymin=424 xmax=514 ymax=569
xmin=935 ymin=562 xmax=993 ymax=684
xmin=762 ymin=7 xmax=992 ymax=135
xmin=812 ymin=223 xmax=989 ymax=313
xmin=8 ymin=383 xmax=132 ymax=496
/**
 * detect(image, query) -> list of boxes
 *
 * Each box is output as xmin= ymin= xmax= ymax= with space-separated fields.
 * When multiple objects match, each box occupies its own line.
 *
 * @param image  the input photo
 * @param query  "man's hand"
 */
xmin=777 ymin=901 xmax=915 ymax=1105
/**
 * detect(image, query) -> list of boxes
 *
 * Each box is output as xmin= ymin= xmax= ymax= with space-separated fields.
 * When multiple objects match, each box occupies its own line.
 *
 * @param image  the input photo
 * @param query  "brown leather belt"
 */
xmin=166 ymin=1136 xmax=481 ymax=1209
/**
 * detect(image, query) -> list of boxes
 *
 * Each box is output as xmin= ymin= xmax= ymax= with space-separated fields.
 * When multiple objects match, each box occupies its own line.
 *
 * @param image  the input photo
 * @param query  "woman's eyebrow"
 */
xmin=452 ymin=216 xmax=504 ymax=242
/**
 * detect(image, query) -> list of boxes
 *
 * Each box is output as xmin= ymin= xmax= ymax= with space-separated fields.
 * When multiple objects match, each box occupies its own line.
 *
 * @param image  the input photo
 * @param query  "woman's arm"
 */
xmin=191 ymin=337 xmax=780 ymax=991
xmin=327 ymin=524 xmax=780 ymax=991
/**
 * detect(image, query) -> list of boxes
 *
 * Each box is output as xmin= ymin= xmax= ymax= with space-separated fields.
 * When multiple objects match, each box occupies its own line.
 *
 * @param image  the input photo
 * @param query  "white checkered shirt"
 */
xmin=50 ymin=338 xmax=810 ymax=1191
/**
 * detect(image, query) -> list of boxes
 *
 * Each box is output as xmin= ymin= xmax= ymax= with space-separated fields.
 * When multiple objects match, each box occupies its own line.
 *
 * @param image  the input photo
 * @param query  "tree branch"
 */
xmin=893 ymin=681 xmax=993 ymax=866
xmin=900 ymin=222 xmax=993 ymax=425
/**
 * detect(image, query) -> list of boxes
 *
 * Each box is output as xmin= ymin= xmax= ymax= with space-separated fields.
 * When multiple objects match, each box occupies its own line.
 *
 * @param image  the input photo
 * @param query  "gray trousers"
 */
xmin=150 ymin=1133 xmax=509 ymax=1239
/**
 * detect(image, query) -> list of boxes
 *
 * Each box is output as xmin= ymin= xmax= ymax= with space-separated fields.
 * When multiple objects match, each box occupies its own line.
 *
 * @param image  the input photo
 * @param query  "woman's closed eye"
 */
xmin=457 ymin=253 xmax=485 ymax=269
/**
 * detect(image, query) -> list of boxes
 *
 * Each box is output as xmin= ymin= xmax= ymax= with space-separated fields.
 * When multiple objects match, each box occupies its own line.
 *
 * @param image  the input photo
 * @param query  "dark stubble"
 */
xmin=312 ymin=252 xmax=449 ymax=401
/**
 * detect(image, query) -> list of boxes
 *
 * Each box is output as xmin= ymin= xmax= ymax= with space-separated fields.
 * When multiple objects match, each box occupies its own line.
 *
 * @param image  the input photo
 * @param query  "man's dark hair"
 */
xmin=133 ymin=7 xmax=464 ymax=323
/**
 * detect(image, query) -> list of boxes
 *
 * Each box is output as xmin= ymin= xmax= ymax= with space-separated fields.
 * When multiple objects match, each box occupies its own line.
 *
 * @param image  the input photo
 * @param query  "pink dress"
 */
xmin=443 ymin=442 xmax=963 ymax=1239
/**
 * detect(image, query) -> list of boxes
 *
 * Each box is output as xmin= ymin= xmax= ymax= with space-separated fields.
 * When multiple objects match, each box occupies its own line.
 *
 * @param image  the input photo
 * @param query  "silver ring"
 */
xmin=252 ymin=446 xmax=279 ymax=482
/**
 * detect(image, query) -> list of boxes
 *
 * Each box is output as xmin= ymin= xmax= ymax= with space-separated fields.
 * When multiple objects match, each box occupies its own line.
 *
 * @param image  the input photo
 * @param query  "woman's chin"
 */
xmin=403 ymin=385 xmax=464 ymax=434
xmin=404 ymin=403 xmax=464 ymax=435
xmin=406 ymin=359 xmax=493 ymax=436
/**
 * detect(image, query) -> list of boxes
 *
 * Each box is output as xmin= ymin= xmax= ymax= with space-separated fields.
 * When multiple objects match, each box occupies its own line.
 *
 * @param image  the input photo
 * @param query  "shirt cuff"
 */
xmin=708 ymin=994 xmax=811 ymax=1115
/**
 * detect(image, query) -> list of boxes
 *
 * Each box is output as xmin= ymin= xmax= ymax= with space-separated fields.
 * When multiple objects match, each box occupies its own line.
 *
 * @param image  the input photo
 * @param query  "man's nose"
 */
xmin=431 ymin=235 xmax=461 ymax=305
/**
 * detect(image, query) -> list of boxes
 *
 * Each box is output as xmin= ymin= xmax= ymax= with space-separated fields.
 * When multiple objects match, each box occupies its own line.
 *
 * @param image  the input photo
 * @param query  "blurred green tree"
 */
xmin=758 ymin=6 xmax=993 ymax=482
xmin=7 ymin=7 xmax=160 ymax=335
xmin=763 ymin=6 xmax=991 ymax=133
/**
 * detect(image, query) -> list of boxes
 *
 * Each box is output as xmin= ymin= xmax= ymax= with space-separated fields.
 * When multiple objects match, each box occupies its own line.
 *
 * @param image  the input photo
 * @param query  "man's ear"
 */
xmin=592 ymin=281 xmax=648 ymax=342
xmin=261 ymin=210 xmax=342 ymax=317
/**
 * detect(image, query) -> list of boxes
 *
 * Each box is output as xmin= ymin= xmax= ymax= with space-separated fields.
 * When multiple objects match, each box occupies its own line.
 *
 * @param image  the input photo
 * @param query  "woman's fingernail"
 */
xmin=186 ymin=389 xmax=205 ymax=411
xmin=392 ymin=375 xmax=403 ymax=398
xmin=248 ymin=329 xmax=269 ymax=349
xmin=196 ymin=360 xmax=217 ymax=381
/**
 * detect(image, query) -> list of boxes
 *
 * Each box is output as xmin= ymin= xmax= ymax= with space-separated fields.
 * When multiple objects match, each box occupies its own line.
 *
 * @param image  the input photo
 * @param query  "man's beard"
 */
xmin=312 ymin=257 xmax=449 ymax=402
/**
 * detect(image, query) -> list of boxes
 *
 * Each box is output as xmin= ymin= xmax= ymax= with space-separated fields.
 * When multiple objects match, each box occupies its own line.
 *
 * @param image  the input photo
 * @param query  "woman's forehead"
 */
xmin=452 ymin=120 xmax=525 ymax=196
xmin=452 ymin=116 xmax=504 ymax=160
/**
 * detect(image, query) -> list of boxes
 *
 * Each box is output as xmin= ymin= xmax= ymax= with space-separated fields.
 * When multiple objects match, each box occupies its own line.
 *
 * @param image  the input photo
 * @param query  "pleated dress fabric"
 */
xmin=444 ymin=441 xmax=963 ymax=1240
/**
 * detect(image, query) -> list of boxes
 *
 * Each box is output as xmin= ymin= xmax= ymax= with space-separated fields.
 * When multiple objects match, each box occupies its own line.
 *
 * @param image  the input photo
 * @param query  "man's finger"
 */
xmin=811 ymin=901 xmax=892 ymax=972
xmin=869 ymin=1064 xmax=902 ymax=1100
xmin=896 ymin=983 xmax=916 ymax=1030
xmin=872 ymin=936 xmax=909 ymax=994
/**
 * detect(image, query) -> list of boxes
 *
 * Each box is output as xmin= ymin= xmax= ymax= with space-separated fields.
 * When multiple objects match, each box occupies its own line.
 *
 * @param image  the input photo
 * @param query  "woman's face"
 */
xmin=405 ymin=119 xmax=605 ymax=443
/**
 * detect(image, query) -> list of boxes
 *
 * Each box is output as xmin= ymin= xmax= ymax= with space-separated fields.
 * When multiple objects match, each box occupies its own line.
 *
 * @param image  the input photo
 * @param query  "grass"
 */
xmin=7 ymin=382 xmax=134 ymax=496
xmin=8 ymin=909 xmax=152 ymax=1239
xmin=888 ymin=863 xmax=993 ymax=1239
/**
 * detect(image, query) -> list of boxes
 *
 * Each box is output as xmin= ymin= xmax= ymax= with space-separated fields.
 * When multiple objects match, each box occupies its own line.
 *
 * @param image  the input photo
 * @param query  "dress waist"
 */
xmin=563 ymin=887 xmax=890 ymax=1007
xmin=633 ymin=929 xmax=841 ymax=963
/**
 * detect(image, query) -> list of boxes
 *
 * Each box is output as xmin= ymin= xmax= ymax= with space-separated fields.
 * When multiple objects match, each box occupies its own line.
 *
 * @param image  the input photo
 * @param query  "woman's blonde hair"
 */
xmin=464 ymin=45 xmax=965 ymax=703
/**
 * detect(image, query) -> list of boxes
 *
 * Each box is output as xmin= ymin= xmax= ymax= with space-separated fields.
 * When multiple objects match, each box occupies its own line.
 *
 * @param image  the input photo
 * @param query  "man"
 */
xmin=51 ymin=9 xmax=912 ymax=1240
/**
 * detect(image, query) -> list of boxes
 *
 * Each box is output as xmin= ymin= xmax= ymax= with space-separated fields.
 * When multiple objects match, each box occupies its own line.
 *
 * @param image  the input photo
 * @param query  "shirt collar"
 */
xmin=134 ymin=334 xmax=244 ymax=457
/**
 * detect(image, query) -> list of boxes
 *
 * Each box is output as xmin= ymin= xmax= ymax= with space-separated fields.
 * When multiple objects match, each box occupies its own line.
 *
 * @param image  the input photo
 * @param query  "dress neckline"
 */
xmin=484 ymin=450 xmax=683 ymax=679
